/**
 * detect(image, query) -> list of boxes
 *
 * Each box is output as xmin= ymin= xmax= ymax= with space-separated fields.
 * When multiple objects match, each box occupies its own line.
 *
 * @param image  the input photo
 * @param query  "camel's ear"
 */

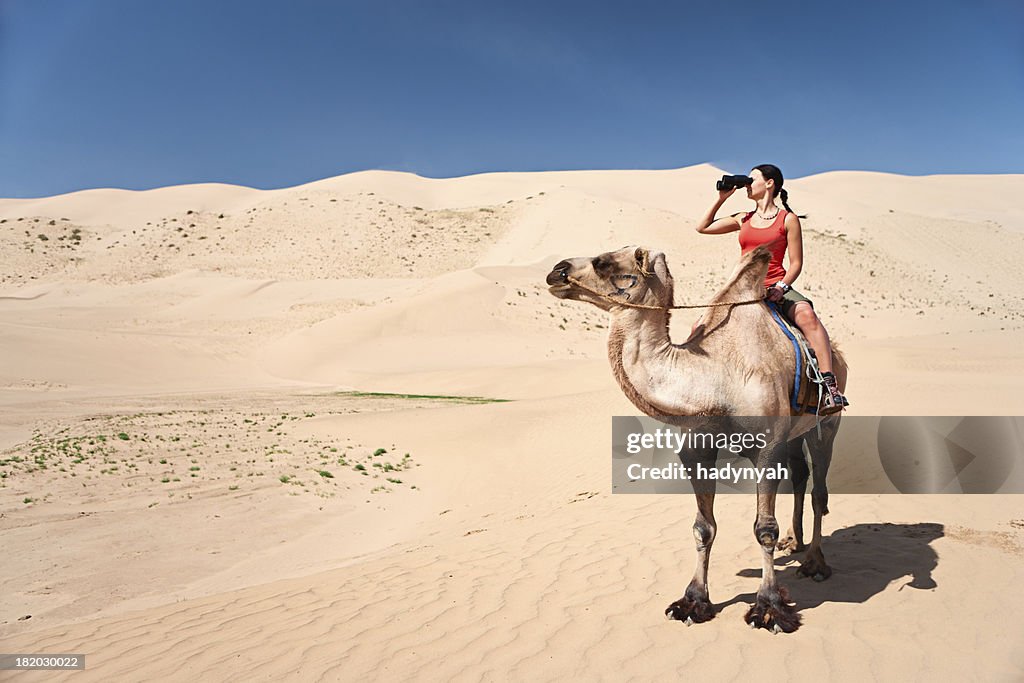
xmin=634 ymin=247 xmax=651 ymax=277
xmin=650 ymin=251 xmax=671 ymax=283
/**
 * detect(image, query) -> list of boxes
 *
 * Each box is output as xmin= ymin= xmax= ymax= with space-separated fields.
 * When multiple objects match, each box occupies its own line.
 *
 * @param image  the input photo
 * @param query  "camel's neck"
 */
xmin=607 ymin=307 xmax=721 ymax=416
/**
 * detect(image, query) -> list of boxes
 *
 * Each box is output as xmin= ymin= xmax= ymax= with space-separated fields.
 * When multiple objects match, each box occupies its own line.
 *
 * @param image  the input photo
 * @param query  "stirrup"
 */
xmin=818 ymin=377 xmax=846 ymax=415
xmin=819 ymin=395 xmax=844 ymax=416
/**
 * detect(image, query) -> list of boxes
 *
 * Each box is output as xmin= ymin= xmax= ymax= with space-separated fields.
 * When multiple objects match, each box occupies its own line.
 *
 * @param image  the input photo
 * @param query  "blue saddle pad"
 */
xmin=766 ymin=302 xmax=818 ymax=415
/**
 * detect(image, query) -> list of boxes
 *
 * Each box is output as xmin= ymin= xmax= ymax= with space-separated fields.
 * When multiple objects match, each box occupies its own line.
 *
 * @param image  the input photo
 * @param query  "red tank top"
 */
xmin=738 ymin=210 xmax=788 ymax=286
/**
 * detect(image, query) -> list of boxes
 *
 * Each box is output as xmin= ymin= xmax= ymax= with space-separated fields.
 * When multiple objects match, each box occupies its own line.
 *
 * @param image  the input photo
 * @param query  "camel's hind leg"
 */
xmin=778 ymin=438 xmax=809 ymax=554
xmin=797 ymin=417 xmax=838 ymax=582
xmin=666 ymin=449 xmax=717 ymax=624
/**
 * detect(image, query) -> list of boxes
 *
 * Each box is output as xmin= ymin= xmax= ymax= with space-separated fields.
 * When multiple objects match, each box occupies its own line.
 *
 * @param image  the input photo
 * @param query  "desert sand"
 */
xmin=2 ymin=164 xmax=1023 ymax=681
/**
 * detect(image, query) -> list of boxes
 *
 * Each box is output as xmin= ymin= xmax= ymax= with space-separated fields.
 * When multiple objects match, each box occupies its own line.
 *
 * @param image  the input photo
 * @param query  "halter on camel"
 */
xmin=563 ymin=262 xmax=831 ymax=420
xmin=563 ymin=274 xmax=763 ymax=310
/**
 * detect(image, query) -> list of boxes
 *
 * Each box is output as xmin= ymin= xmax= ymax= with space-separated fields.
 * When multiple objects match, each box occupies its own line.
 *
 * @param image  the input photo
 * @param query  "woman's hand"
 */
xmin=718 ymin=187 xmax=737 ymax=202
xmin=765 ymin=285 xmax=785 ymax=303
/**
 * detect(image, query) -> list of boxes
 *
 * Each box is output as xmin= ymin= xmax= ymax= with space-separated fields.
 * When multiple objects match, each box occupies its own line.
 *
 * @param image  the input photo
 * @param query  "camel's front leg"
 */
xmin=666 ymin=457 xmax=717 ymax=625
xmin=744 ymin=481 xmax=802 ymax=633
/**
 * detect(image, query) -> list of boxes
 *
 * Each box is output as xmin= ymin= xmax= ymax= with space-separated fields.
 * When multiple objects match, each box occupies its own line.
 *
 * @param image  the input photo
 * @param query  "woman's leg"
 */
xmin=787 ymin=302 xmax=846 ymax=411
xmin=787 ymin=303 xmax=832 ymax=374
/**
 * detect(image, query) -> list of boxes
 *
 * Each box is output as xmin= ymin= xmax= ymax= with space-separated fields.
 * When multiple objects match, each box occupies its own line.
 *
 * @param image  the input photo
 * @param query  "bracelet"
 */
xmin=775 ymin=282 xmax=790 ymax=293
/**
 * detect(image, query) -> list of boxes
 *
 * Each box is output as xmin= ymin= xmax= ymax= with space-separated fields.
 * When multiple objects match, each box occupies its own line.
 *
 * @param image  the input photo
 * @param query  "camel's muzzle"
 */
xmin=546 ymin=262 xmax=575 ymax=299
xmin=546 ymin=260 xmax=572 ymax=286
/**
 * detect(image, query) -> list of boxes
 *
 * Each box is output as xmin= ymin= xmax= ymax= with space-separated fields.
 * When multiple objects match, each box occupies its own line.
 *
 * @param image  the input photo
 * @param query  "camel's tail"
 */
xmin=831 ymin=341 xmax=850 ymax=394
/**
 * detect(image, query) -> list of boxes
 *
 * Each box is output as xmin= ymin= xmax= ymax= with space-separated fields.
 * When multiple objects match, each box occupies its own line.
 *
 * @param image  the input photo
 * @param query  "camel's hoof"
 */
xmin=743 ymin=587 xmax=801 ymax=634
xmin=798 ymin=560 xmax=833 ymax=582
xmin=776 ymin=536 xmax=806 ymax=554
xmin=798 ymin=549 xmax=833 ymax=582
xmin=665 ymin=592 xmax=715 ymax=625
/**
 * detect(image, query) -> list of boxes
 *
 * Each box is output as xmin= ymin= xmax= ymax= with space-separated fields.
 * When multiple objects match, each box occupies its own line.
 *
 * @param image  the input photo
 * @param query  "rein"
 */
xmin=565 ymin=276 xmax=764 ymax=311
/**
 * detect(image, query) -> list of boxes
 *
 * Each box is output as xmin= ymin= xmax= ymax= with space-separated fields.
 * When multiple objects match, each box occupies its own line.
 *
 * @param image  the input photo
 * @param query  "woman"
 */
xmin=694 ymin=164 xmax=847 ymax=414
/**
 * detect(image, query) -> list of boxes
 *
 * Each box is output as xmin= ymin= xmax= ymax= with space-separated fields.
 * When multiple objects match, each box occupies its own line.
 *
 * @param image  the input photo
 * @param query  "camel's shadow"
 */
xmin=723 ymin=522 xmax=943 ymax=613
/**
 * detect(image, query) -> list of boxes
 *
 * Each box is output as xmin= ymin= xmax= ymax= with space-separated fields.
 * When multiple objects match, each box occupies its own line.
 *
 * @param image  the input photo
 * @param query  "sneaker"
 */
xmin=819 ymin=372 xmax=847 ymax=415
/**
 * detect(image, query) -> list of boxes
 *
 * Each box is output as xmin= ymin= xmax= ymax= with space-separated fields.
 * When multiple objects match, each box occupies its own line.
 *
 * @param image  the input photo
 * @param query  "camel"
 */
xmin=546 ymin=245 xmax=848 ymax=633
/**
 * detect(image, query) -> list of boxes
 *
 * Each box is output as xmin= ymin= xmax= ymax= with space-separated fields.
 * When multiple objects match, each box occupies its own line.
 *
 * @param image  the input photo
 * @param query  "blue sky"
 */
xmin=1 ymin=0 xmax=1022 ymax=197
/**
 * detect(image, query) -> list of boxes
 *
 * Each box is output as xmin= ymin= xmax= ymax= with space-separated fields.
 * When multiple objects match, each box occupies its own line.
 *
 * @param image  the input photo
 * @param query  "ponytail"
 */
xmin=778 ymin=189 xmax=807 ymax=219
xmin=779 ymin=188 xmax=793 ymax=214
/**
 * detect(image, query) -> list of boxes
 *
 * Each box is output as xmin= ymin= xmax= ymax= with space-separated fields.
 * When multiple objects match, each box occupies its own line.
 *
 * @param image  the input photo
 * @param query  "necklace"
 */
xmin=756 ymin=207 xmax=780 ymax=221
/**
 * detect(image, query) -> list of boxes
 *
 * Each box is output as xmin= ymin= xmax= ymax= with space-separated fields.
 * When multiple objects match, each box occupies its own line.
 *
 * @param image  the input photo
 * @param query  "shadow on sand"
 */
xmin=720 ymin=522 xmax=943 ymax=614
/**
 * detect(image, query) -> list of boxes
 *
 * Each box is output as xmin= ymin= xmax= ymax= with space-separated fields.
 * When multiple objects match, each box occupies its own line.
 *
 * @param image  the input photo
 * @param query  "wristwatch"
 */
xmin=775 ymin=282 xmax=790 ymax=293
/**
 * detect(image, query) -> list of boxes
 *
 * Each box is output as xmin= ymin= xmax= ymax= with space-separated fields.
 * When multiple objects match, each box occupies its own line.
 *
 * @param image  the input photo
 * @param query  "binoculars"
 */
xmin=716 ymin=174 xmax=753 ymax=191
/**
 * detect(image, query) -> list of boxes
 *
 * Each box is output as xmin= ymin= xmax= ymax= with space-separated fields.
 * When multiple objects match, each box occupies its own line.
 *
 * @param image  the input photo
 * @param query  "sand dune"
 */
xmin=2 ymin=165 xmax=1023 ymax=680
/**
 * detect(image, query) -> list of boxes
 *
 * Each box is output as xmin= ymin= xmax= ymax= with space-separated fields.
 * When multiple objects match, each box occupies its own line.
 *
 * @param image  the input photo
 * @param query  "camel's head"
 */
xmin=545 ymin=246 xmax=674 ymax=311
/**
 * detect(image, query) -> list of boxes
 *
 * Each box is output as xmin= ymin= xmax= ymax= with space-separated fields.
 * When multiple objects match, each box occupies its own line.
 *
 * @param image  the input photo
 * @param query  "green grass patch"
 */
xmin=333 ymin=391 xmax=510 ymax=404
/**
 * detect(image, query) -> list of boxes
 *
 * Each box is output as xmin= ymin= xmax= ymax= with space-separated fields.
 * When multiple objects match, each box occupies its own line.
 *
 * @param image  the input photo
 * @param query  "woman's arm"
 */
xmin=765 ymin=213 xmax=804 ymax=303
xmin=781 ymin=212 xmax=803 ymax=286
xmin=695 ymin=189 xmax=743 ymax=234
